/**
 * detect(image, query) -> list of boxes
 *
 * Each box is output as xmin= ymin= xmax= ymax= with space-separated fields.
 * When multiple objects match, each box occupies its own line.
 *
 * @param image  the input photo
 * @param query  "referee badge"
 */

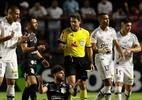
xmin=80 ymin=39 xmax=85 ymax=46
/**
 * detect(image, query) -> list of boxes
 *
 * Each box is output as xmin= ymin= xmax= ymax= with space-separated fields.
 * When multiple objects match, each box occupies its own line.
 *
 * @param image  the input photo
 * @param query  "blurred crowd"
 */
xmin=0 ymin=0 xmax=142 ymax=67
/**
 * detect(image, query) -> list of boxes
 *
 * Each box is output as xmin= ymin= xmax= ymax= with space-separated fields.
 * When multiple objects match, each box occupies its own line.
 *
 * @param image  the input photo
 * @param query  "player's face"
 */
xmin=122 ymin=22 xmax=132 ymax=33
xmin=30 ymin=19 xmax=38 ymax=31
xmin=70 ymin=17 xmax=81 ymax=31
xmin=56 ymin=70 xmax=65 ymax=82
xmin=10 ymin=9 xmax=20 ymax=22
xmin=99 ymin=15 xmax=110 ymax=27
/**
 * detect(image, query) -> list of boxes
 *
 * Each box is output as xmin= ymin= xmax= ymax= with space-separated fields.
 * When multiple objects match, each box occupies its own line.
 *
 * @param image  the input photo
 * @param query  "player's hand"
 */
xmin=121 ymin=54 xmax=125 ymax=62
xmin=41 ymin=59 xmax=50 ymax=68
xmin=9 ymin=30 xmax=15 ymax=39
xmin=91 ymin=63 xmax=95 ymax=71
xmin=123 ymin=49 xmax=131 ymax=56
xmin=37 ymin=45 xmax=46 ymax=51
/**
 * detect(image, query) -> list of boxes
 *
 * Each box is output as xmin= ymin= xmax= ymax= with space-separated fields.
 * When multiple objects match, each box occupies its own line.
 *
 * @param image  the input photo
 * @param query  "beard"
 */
xmin=56 ymin=77 xmax=64 ymax=82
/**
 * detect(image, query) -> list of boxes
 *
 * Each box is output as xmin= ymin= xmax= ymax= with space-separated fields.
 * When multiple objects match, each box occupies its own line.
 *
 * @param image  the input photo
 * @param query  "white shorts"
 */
xmin=114 ymin=64 xmax=133 ymax=85
xmin=95 ymin=56 xmax=114 ymax=80
xmin=0 ymin=61 xmax=18 ymax=79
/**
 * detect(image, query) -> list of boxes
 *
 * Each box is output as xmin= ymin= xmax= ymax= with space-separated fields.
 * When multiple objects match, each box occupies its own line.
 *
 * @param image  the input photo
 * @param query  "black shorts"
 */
xmin=64 ymin=56 xmax=88 ymax=80
xmin=20 ymin=60 xmax=37 ymax=76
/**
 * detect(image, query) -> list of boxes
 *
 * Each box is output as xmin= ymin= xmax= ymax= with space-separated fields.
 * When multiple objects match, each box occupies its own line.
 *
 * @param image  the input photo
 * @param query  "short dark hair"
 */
xmin=25 ymin=16 xmax=36 ymax=25
xmin=120 ymin=18 xmax=131 ymax=24
xmin=69 ymin=12 xmax=81 ymax=21
xmin=8 ymin=5 xmax=19 ymax=12
xmin=97 ymin=13 xmax=108 ymax=18
xmin=50 ymin=64 xmax=64 ymax=76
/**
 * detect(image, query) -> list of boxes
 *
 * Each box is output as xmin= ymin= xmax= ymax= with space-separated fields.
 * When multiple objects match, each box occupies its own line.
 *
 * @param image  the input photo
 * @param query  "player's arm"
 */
xmin=113 ymin=39 xmax=125 ymax=61
xmin=37 ymin=75 xmax=48 ymax=94
xmin=21 ymin=43 xmax=37 ymax=53
xmin=0 ymin=30 xmax=14 ymax=42
xmin=58 ymin=40 xmax=67 ymax=51
xmin=124 ymin=43 xmax=141 ymax=56
xmin=131 ymin=43 xmax=141 ymax=52
xmin=36 ymin=51 xmax=50 ymax=67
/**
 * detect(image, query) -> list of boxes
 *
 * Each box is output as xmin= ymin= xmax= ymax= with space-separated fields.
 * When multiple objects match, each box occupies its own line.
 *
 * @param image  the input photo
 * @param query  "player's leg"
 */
xmin=20 ymin=65 xmax=30 ymax=100
xmin=114 ymin=67 xmax=124 ymax=100
xmin=6 ymin=62 xmax=18 ymax=100
xmin=64 ymin=56 xmax=77 ymax=100
xmin=68 ymin=75 xmax=76 ymax=100
xmin=123 ymin=67 xmax=133 ymax=100
xmin=22 ymin=78 xmax=30 ymax=100
xmin=94 ymin=60 xmax=104 ymax=100
xmin=79 ymin=80 xmax=87 ymax=100
xmin=0 ymin=62 xmax=5 ymax=86
xmin=27 ymin=67 xmax=38 ymax=100
xmin=100 ymin=59 xmax=113 ymax=100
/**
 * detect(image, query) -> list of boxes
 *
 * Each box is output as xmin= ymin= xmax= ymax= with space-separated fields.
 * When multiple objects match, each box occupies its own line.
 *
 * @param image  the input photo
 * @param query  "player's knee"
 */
xmin=104 ymin=86 xmax=111 ymax=94
xmin=114 ymin=86 xmax=122 ymax=94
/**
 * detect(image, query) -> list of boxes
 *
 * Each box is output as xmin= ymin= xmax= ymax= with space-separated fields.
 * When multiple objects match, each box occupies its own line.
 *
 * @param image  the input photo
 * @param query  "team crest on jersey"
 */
xmin=61 ymin=87 xmax=66 ymax=94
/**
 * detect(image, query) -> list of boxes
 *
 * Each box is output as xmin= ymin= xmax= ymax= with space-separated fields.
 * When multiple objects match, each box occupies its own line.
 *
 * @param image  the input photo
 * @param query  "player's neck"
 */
xmin=71 ymin=27 xmax=81 ymax=32
xmin=6 ymin=16 xmax=13 ymax=24
xmin=100 ymin=25 xmax=108 ymax=32
xmin=120 ymin=30 xmax=128 ymax=36
xmin=26 ymin=27 xmax=33 ymax=33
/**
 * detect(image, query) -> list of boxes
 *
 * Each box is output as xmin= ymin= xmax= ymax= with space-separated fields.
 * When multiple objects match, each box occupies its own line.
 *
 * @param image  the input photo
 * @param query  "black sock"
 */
xmin=7 ymin=95 xmax=14 ymax=100
xmin=22 ymin=87 xmax=30 ymax=100
xmin=29 ymin=84 xmax=37 ymax=100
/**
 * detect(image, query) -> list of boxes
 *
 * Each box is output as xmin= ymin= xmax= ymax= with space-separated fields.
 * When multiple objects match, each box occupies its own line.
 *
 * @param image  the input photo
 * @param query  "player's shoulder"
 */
xmin=108 ymin=27 xmax=116 ymax=32
xmin=63 ymin=27 xmax=72 ymax=33
xmin=129 ymin=32 xmax=137 ymax=38
xmin=91 ymin=27 xmax=100 ymax=35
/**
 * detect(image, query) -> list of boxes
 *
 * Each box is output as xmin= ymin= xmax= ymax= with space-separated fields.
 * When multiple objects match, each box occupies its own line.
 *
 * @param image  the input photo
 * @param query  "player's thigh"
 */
xmin=124 ymin=66 xmax=134 ymax=85
xmin=95 ymin=59 xmax=112 ymax=80
xmin=114 ymin=66 xmax=124 ymax=83
xmin=0 ymin=62 xmax=6 ymax=80
xmin=5 ymin=61 xmax=18 ymax=79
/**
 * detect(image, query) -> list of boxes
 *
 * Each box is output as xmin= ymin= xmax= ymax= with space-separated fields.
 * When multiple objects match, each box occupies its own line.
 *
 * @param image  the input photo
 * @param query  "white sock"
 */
xmin=7 ymin=85 xmax=15 ymax=100
xmin=124 ymin=90 xmax=131 ymax=100
xmin=115 ymin=86 xmax=122 ymax=100
xmin=94 ymin=87 xmax=105 ymax=100
xmin=104 ymin=86 xmax=111 ymax=100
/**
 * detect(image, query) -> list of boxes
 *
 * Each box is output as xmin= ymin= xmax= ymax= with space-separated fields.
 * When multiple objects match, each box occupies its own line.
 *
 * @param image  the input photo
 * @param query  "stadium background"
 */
xmin=0 ymin=0 xmax=142 ymax=93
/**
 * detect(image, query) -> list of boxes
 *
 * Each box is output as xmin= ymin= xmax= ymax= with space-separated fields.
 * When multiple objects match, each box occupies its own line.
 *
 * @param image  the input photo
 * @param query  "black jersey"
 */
xmin=44 ymin=82 xmax=72 ymax=100
xmin=22 ymin=31 xmax=37 ymax=60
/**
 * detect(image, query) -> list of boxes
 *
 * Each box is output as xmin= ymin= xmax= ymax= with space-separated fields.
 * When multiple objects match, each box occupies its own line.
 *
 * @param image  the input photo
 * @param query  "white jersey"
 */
xmin=114 ymin=32 xmax=139 ymax=66
xmin=0 ymin=17 xmax=22 ymax=62
xmin=90 ymin=26 xmax=117 ymax=60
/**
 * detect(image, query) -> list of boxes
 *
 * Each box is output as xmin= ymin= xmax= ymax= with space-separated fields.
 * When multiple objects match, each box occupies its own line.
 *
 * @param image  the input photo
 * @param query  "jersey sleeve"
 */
xmin=85 ymin=30 xmax=91 ymax=47
xmin=90 ymin=29 xmax=97 ymax=44
xmin=58 ymin=30 xmax=67 ymax=43
xmin=112 ymin=28 xmax=117 ymax=40
xmin=133 ymin=34 xmax=139 ymax=45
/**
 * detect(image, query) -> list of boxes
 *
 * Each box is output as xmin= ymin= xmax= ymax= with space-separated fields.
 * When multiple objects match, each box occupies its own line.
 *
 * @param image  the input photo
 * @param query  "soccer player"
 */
xmin=114 ymin=18 xmax=141 ymax=100
xmin=38 ymin=64 xmax=79 ymax=100
xmin=58 ymin=12 xmax=95 ymax=100
xmin=0 ymin=6 xmax=28 ymax=100
xmin=20 ymin=17 xmax=50 ymax=100
xmin=90 ymin=13 xmax=124 ymax=100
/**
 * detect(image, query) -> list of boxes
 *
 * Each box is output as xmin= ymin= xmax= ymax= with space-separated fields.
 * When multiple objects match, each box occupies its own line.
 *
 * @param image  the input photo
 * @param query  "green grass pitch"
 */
xmin=0 ymin=92 xmax=141 ymax=100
